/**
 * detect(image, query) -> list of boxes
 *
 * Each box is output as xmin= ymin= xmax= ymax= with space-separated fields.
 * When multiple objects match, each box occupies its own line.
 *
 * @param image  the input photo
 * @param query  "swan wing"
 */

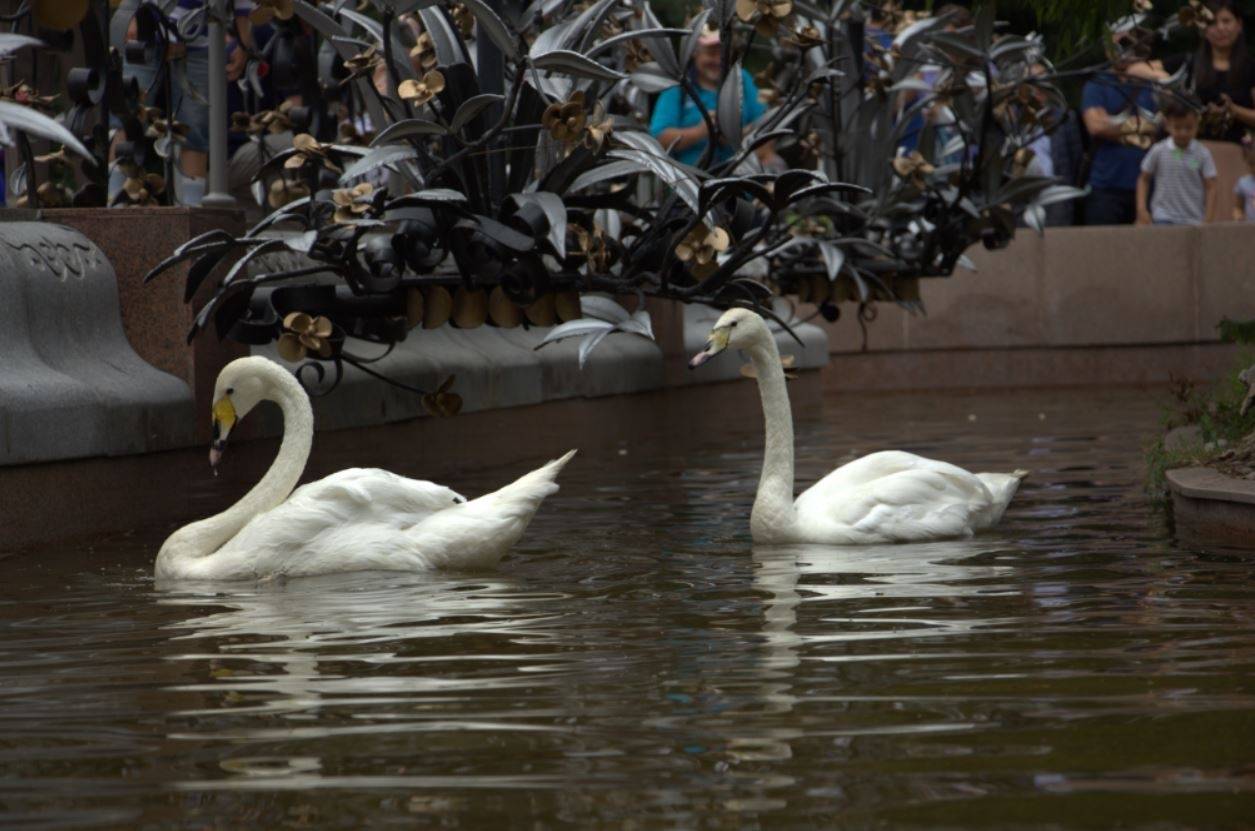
xmin=285 ymin=468 xmax=468 ymax=520
xmin=211 ymin=454 xmax=575 ymax=578
xmin=211 ymin=469 xmax=467 ymax=576
xmin=795 ymin=452 xmax=995 ymax=542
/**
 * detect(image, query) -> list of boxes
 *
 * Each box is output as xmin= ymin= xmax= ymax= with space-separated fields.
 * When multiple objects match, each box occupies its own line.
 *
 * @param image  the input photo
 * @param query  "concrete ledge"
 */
xmin=252 ymin=323 xmax=664 ymax=433
xmin=1166 ymin=467 xmax=1255 ymax=506
xmin=0 ymin=221 xmax=193 ymax=466
xmin=39 ymin=207 xmax=248 ymax=435
xmin=820 ymin=342 xmax=1240 ymax=392
xmin=1167 ymin=466 xmax=1255 ymax=547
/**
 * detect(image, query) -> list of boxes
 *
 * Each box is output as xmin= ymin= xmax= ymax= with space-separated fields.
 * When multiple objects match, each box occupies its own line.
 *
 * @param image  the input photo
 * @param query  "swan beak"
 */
xmin=689 ymin=327 xmax=730 ymax=369
xmin=210 ymin=396 xmax=237 ymax=468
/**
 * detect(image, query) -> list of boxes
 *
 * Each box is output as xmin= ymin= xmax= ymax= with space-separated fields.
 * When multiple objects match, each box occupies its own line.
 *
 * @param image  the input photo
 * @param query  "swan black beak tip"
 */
xmin=209 ymin=440 xmax=226 ymax=470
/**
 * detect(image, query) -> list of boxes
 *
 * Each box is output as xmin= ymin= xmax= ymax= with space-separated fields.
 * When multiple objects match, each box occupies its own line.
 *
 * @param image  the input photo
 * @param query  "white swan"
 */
xmin=689 ymin=308 xmax=1025 ymax=545
xmin=156 ymin=356 xmax=576 ymax=581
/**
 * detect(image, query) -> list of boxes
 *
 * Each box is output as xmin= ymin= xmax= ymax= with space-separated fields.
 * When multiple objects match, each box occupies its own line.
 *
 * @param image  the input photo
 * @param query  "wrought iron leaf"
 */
xmin=568 ymin=159 xmax=649 ymax=193
xmin=629 ymin=63 xmax=679 ymax=93
xmin=512 ymin=191 xmax=567 ymax=258
xmin=0 ymin=101 xmax=91 ymax=160
xmin=458 ymin=0 xmax=520 ymax=60
xmin=679 ymin=8 xmax=712 ymax=71
xmin=448 ymin=93 xmax=504 ymax=134
xmin=717 ymin=62 xmax=743 ymax=149
xmin=531 ymin=50 xmax=626 ymax=83
xmin=339 ymin=144 xmax=420 ymax=184
xmin=373 ymin=117 xmax=448 ymax=144
xmin=817 ymin=241 xmax=845 ymax=283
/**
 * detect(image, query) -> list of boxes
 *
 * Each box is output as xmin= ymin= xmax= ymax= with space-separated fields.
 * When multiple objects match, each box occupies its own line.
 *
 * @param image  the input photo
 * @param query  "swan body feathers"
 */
xmin=156 ymin=356 xmax=575 ymax=581
xmin=690 ymin=310 xmax=1024 ymax=545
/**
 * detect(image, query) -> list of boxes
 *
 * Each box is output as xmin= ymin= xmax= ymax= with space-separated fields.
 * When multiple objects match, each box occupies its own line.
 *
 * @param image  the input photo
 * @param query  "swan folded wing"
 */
xmin=287 ymin=468 xmax=468 ymax=520
xmin=212 ymin=469 xmax=467 ymax=576
xmin=798 ymin=450 xmax=969 ymax=496
xmin=797 ymin=465 xmax=995 ymax=543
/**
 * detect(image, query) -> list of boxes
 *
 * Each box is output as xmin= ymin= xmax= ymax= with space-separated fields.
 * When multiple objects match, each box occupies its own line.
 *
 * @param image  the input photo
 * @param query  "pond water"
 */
xmin=2 ymin=381 xmax=1253 ymax=829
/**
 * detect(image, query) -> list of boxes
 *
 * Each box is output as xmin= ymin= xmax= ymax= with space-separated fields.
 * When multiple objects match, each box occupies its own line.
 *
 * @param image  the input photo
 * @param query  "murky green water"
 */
xmin=2 ymin=382 xmax=1253 ymax=829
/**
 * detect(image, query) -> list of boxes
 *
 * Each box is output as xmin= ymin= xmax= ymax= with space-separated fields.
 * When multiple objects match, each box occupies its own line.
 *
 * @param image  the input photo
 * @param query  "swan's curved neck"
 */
xmin=747 ymin=333 xmax=796 ymax=540
xmin=161 ymin=370 xmax=313 ymax=568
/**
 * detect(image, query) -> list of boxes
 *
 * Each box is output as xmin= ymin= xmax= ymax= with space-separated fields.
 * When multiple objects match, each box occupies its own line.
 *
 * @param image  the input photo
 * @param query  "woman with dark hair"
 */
xmin=1165 ymin=0 xmax=1255 ymax=142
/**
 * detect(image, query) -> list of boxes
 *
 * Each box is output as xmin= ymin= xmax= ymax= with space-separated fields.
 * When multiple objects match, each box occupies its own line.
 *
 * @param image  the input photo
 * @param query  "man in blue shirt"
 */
xmin=1081 ymin=36 xmax=1161 ymax=225
xmin=648 ymin=30 xmax=783 ymax=170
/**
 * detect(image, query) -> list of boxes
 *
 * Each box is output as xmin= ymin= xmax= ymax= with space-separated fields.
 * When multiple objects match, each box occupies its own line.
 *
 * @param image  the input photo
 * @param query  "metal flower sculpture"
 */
xmin=132 ymin=0 xmax=1207 ymax=404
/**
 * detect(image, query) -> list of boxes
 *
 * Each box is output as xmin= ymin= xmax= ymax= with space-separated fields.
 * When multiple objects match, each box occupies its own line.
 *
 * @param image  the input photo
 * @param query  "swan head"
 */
xmin=208 ymin=356 xmax=280 ymax=467
xmin=689 ymin=308 xmax=767 ymax=368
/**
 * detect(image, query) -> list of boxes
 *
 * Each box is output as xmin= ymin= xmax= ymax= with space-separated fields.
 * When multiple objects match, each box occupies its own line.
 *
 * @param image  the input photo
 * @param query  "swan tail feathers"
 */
xmin=976 ymin=470 xmax=1027 ymax=529
xmin=490 ymin=449 xmax=577 ymax=509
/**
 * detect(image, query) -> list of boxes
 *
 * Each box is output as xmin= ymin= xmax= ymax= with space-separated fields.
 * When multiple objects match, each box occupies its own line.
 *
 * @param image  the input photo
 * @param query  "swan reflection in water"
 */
xmin=729 ymin=539 xmax=1019 ymax=765
xmin=155 ymin=571 xmax=574 ymax=726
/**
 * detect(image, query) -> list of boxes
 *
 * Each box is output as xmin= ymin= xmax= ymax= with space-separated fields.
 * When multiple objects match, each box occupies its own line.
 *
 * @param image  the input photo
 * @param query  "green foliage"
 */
xmin=649 ymin=0 xmax=694 ymax=28
xmin=1218 ymin=318 xmax=1255 ymax=346
xmin=1145 ymin=351 xmax=1255 ymax=495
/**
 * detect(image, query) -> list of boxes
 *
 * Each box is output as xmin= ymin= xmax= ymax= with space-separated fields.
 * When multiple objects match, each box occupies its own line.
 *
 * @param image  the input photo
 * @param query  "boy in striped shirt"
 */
xmin=1135 ymin=95 xmax=1217 ymax=226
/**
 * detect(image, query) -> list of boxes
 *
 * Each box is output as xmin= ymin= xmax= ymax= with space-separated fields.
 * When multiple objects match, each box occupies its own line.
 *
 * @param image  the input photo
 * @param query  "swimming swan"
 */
xmin=156 ymin=356 xmax=576 ymax=580
xmin=689 ymin=308 xmax=1024 ymax=544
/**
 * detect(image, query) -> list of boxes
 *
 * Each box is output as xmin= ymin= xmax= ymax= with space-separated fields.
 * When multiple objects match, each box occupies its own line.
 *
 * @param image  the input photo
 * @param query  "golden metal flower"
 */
xmin=1178 ymin=0 xmax=1215 ymax=30
xmin=582 ymin=103 xmax=613 ymax=152
xmin=145 ymin=117 xmax=189 ymax=142
xmin=675 ymin=223 xmax=731 ymax=280
xmin=891 ymin=151 xmax=935 ymax=187
xmin=268 ymin=177 xmax=310 ymax=208
xmin=542 ymin=91 xmax=588 ymax=144
xmin=284 ymin=133 xmax=342 ymax=173
xmin=624 ymin=40 xmax=652 ymax=72
xmin=571 ymin=224 xmax=613 ymax=272
xmin=421 ymin=376 xmax=462 ymax=417
xmin=16 ymin=180 xmax=71 ymax=208
xmin=789 ymin=23 xmax=823 ymax=48
xmin=331 ymin=182 xmax=375 ymax=224
xmin=398 ymin=70 xmax=446 ymax=106
xmin=1010 ymin=146 xmax=1036 ymax=177
xmin=450 ymin=3 xmax=474 ymax=37
xmin=735 ymin=0 xmax=793 ymax=37
xmin=409 ymin=32 xmax=438 ymax=73
xmin=344 ymin=45 xmax=383 ymax=78
xmin=249 ymin=0 xmax=294 ymax=26
xmin=277 ymin=312 xmax=334 ymax=362
xmin=121 ymin=173 xmax=166 ymax=206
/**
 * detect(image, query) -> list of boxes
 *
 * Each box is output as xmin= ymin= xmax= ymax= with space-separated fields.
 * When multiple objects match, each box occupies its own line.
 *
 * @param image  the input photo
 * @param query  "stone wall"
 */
xmin=815 ymin=221 xmax=1255 ymax=390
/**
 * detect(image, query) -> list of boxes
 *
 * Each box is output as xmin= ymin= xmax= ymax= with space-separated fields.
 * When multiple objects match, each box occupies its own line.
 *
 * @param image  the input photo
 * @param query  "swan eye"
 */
xmin=226 ymin=387 xmax=235 ymax=396
xmin=729 ymin=322 xmax=737 ymax=328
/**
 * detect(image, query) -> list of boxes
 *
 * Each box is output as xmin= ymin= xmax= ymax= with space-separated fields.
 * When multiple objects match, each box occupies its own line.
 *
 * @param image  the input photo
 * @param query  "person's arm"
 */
xmin=649 ymin=87 xmax=708 ymax=153
xmin=1135 ymin=171 xmax=1153 ymax=224
xmin=1082 ymin=106 xmax=1125 ymax=141
xmin=1220 ymin=93 xmax=1255 ymax=129
xmin=226 ymin=6 xmax=256 ymax=82
xmin=1081 ymin=82 xmax=1126 ymax=142
xmin=1235 ymin=189 xmax=1246 ymax=222
xmin=1122 ymin=59 xmax=1170 ymax=81
xmin=657 ymin=122 xmax=708 ymax=152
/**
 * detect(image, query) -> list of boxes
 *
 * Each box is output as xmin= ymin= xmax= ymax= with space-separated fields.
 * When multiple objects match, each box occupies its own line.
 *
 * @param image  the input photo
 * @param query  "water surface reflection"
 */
xmin=2 ymin=385 xmax=1253 ymax=828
